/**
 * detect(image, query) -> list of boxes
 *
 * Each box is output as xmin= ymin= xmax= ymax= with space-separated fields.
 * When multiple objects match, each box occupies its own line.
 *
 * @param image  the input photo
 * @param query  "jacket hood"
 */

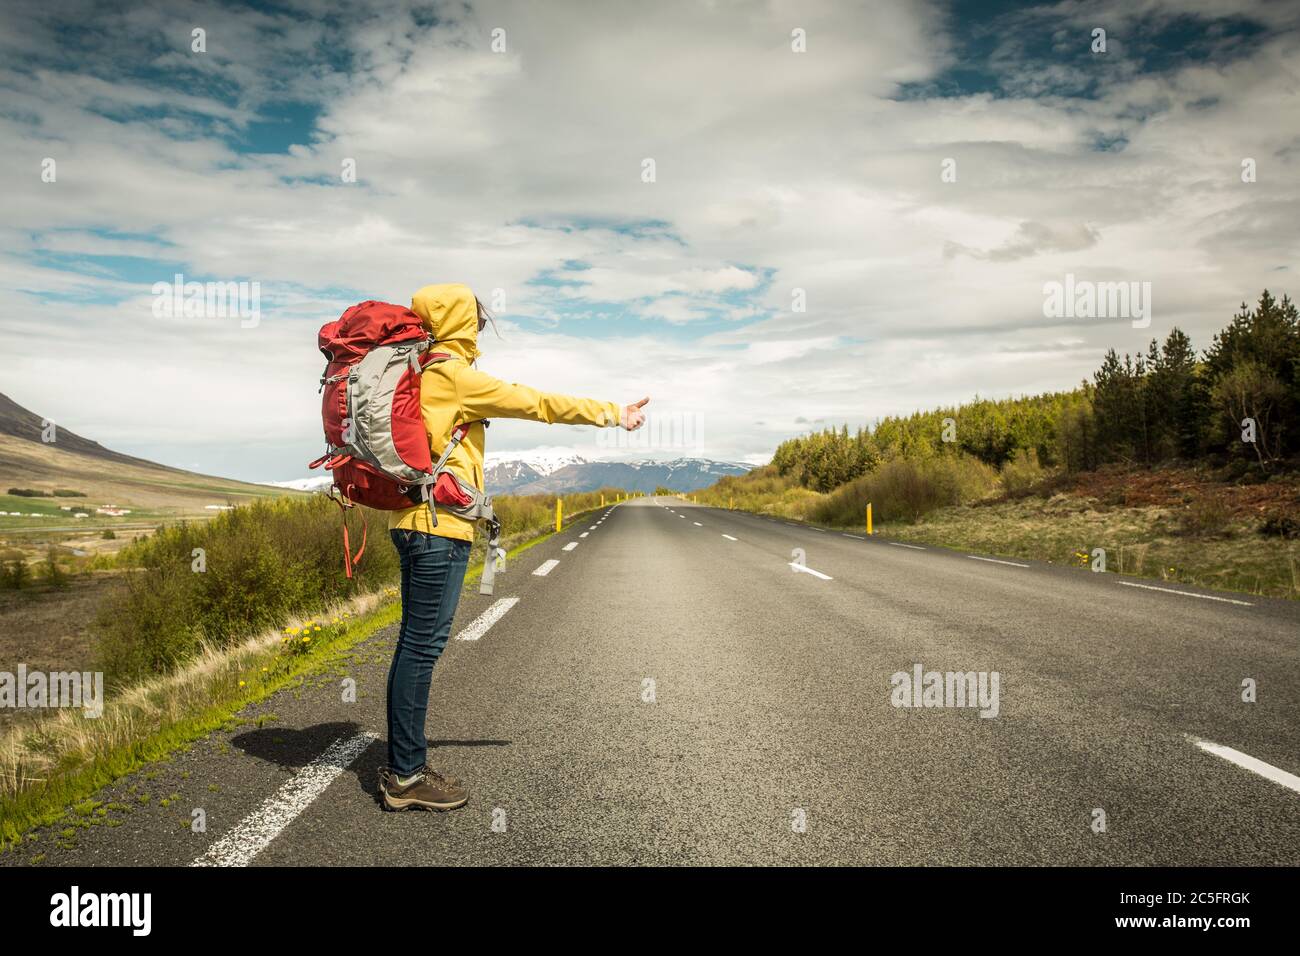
xmin=411 ymin=283 xmax=479 ymax=363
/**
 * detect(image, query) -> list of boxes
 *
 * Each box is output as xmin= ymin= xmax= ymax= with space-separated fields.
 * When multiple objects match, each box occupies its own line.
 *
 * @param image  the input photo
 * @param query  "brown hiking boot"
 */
xmin=379 ymin=765 xmax=469 ymax=812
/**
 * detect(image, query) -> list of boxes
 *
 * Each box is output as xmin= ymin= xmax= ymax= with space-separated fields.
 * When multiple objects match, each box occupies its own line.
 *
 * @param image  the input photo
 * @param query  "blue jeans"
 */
xmin=386 ymin=529 xmax=471 ymax=776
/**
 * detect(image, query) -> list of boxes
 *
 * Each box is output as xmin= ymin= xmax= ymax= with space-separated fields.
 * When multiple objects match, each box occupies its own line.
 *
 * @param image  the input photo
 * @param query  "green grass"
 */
xmin=0 ymin=494 xmax=74 ymax=517
xmin=137 ymin=478 xmax=290 ymax=497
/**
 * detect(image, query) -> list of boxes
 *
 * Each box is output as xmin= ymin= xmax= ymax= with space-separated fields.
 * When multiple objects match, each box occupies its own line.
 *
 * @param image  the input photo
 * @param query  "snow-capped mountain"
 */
xmin=267 ymin=454 xmax=751 ymax=497
xmin=263 ymin=476 xmax=335 ymax=492
xmin=484 ymin=448 xmax=589 ymax=476
xmin=481 ymin=449 xmax=589 ymax=492
xmin=484 ymin=455 xmax=750 ymax=495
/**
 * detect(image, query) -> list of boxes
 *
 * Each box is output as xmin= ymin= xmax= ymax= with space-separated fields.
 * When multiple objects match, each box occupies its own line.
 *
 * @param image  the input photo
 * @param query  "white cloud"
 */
xmin=0 ymin=0 xmax=1296 ymax=480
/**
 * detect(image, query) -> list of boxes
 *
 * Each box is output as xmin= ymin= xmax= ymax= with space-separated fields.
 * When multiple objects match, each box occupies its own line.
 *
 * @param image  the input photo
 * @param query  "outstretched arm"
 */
xmin=455 ymin=364 xmax=647 ymax=430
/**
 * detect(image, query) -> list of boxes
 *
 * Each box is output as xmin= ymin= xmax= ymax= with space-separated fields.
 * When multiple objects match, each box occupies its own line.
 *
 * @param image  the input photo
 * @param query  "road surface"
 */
xmin=13 ymin=497 xmax=1300 ymax=866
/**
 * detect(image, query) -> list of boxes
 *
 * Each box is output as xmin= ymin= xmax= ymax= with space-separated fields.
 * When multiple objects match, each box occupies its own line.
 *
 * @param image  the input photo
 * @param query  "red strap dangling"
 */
xmin=332 ymin=486 xmax=368 ymax=580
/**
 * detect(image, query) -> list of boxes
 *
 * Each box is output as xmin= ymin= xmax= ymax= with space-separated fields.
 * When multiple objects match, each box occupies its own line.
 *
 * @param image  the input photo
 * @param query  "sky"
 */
xmin=1 ymin=0 xmax=1297 ymax=482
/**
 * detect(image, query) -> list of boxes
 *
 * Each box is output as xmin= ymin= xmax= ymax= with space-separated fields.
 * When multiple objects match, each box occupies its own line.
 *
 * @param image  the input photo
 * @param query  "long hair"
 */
xmin=474 ymin=297 xmax=500 ymax=339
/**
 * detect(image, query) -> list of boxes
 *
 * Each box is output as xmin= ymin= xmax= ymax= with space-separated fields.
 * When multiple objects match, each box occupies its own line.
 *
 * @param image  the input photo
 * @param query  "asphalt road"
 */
xmin=15 ymin=497 xmax=1300 ymax=866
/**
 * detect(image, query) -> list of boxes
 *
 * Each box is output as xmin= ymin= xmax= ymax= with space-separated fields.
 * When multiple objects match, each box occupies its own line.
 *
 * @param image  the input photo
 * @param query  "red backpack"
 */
xmin=308 ymin=300 xmax=502 ymax=589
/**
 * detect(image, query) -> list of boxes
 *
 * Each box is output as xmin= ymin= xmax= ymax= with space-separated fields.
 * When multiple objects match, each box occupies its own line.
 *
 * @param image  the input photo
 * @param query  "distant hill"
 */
xmin=483 ymin=453 xmax=750 ymax=495
xmin=0 ymin=392 xmax=298 ymax=519
xmin=0 ymin=392 xmax=160 ymax=468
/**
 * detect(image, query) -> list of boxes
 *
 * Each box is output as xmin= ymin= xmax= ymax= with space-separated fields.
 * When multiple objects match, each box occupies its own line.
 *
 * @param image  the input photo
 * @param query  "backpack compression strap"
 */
xmin=417 ymin=422 xmax=504 ymax=594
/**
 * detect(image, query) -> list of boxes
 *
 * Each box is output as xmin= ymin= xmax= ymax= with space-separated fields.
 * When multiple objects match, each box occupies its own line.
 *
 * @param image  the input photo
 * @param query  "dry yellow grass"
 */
xmin=0 ymin=587 xmax=390 ymax=848
xmin=0 ymin=589 xmax=387 ymax=809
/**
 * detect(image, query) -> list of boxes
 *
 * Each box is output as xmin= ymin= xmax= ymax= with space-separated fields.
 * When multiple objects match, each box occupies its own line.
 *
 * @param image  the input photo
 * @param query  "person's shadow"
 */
xmin=229 ymin=724 xmax=511 ymax=801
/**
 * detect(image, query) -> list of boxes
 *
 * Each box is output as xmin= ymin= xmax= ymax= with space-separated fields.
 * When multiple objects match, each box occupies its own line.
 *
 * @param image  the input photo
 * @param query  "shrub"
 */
xmin=1259 ymin=514 xmax=1300 ymax=539
xmin=1177 ymin=496 xmax=1232 ymax=537
xmin=7 ymin=488 xmax=48 ymax=497
xmin=1 ymin=558 xmax=31 ymax=589
xmin=95 ymin=496 xmax=399 ymax=684
xmin=1000 ymin=448 xmax=1045 ymax=499
xmin=42 ymin=547 xmax=70 ymax=590
xmin=810 ymin=454 xmax=997 ymax=525
xmin=52 ymin=489 xmax=87 ymax=498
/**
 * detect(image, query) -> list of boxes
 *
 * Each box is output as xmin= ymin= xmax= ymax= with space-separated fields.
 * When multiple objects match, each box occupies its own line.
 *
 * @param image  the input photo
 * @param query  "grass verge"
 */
xmin=692 ymin=473 xmax=1300 ymax=600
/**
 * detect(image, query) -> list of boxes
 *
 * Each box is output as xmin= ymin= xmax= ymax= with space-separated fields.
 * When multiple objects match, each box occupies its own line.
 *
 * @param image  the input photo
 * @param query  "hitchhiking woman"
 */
xmin=379 ymin=283 xmax=647 ymax=811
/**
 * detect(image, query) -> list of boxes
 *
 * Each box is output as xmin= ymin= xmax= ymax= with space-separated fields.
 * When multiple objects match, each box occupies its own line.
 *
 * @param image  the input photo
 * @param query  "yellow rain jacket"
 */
xmin=388 ymin=283 xmax=621 ymax=542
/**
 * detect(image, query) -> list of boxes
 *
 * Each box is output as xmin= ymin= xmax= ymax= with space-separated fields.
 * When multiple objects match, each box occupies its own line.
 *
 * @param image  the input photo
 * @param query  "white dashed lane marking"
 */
xmin=562 ymin=542 xmax=578 ymax=551
xmin=842 ymin=533 xmax=865 ymax=540
xmin=967 ymin=555 xmax=1029 ymax=568
xmin=890 ymin=542 xmax=926 ymax=550
xmin=1119 ymin=580 xmax=1253 ymax=606
xmin=579 ymin=532 xmax=589 ymax=538
xmin=192 ymin=732 xmax=377 ymax=867
xmin=693 ymin=521 xmax=703 ymax=526
xmin=455 ymin=597 xmax=520 ymax=641
xmin=533 ymin=559 xmax=560 ymax=577
xmin=722 ymin=534 xmax=737 ymax=541
xmin=1190 ymin=737 xmax=1300 ymax=794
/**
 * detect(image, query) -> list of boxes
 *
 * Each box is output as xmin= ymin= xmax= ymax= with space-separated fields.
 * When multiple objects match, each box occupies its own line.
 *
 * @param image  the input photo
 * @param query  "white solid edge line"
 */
xmin=455 ymin=596 xmax=521 ymax=641
xmin=193 ymin=732 xmax=378 ymax=867
xmin=532 ymin=559 xmax=560 ymax=576
xmin=842 ymin=533 xmax=865 ymax=540
xmin=1119 ymin=580 xmax=1253 ymax=606
xmin=967 ymin=555 xmax=1029 ymax=568
xmin=890 ymin=542 xmax=926 ymax=550
xmin=722 ymin=534 xmax=737 ymax=541
xmin=1189 ymin=736 xmax=1300 ymax=794
xmin=788 ymin=562 xmax=833 ymax=581
xmin=562 ymin=542 xmax=578 ymax=551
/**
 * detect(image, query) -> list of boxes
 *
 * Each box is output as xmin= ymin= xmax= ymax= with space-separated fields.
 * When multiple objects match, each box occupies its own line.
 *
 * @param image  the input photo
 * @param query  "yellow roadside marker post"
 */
xmin=600 ymin=493 xmax=605 ymax=507
xmin=555 ymin=498 xmax=563 ymax=533
xmin=866 ymin=503 xmax=873 ymax=535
